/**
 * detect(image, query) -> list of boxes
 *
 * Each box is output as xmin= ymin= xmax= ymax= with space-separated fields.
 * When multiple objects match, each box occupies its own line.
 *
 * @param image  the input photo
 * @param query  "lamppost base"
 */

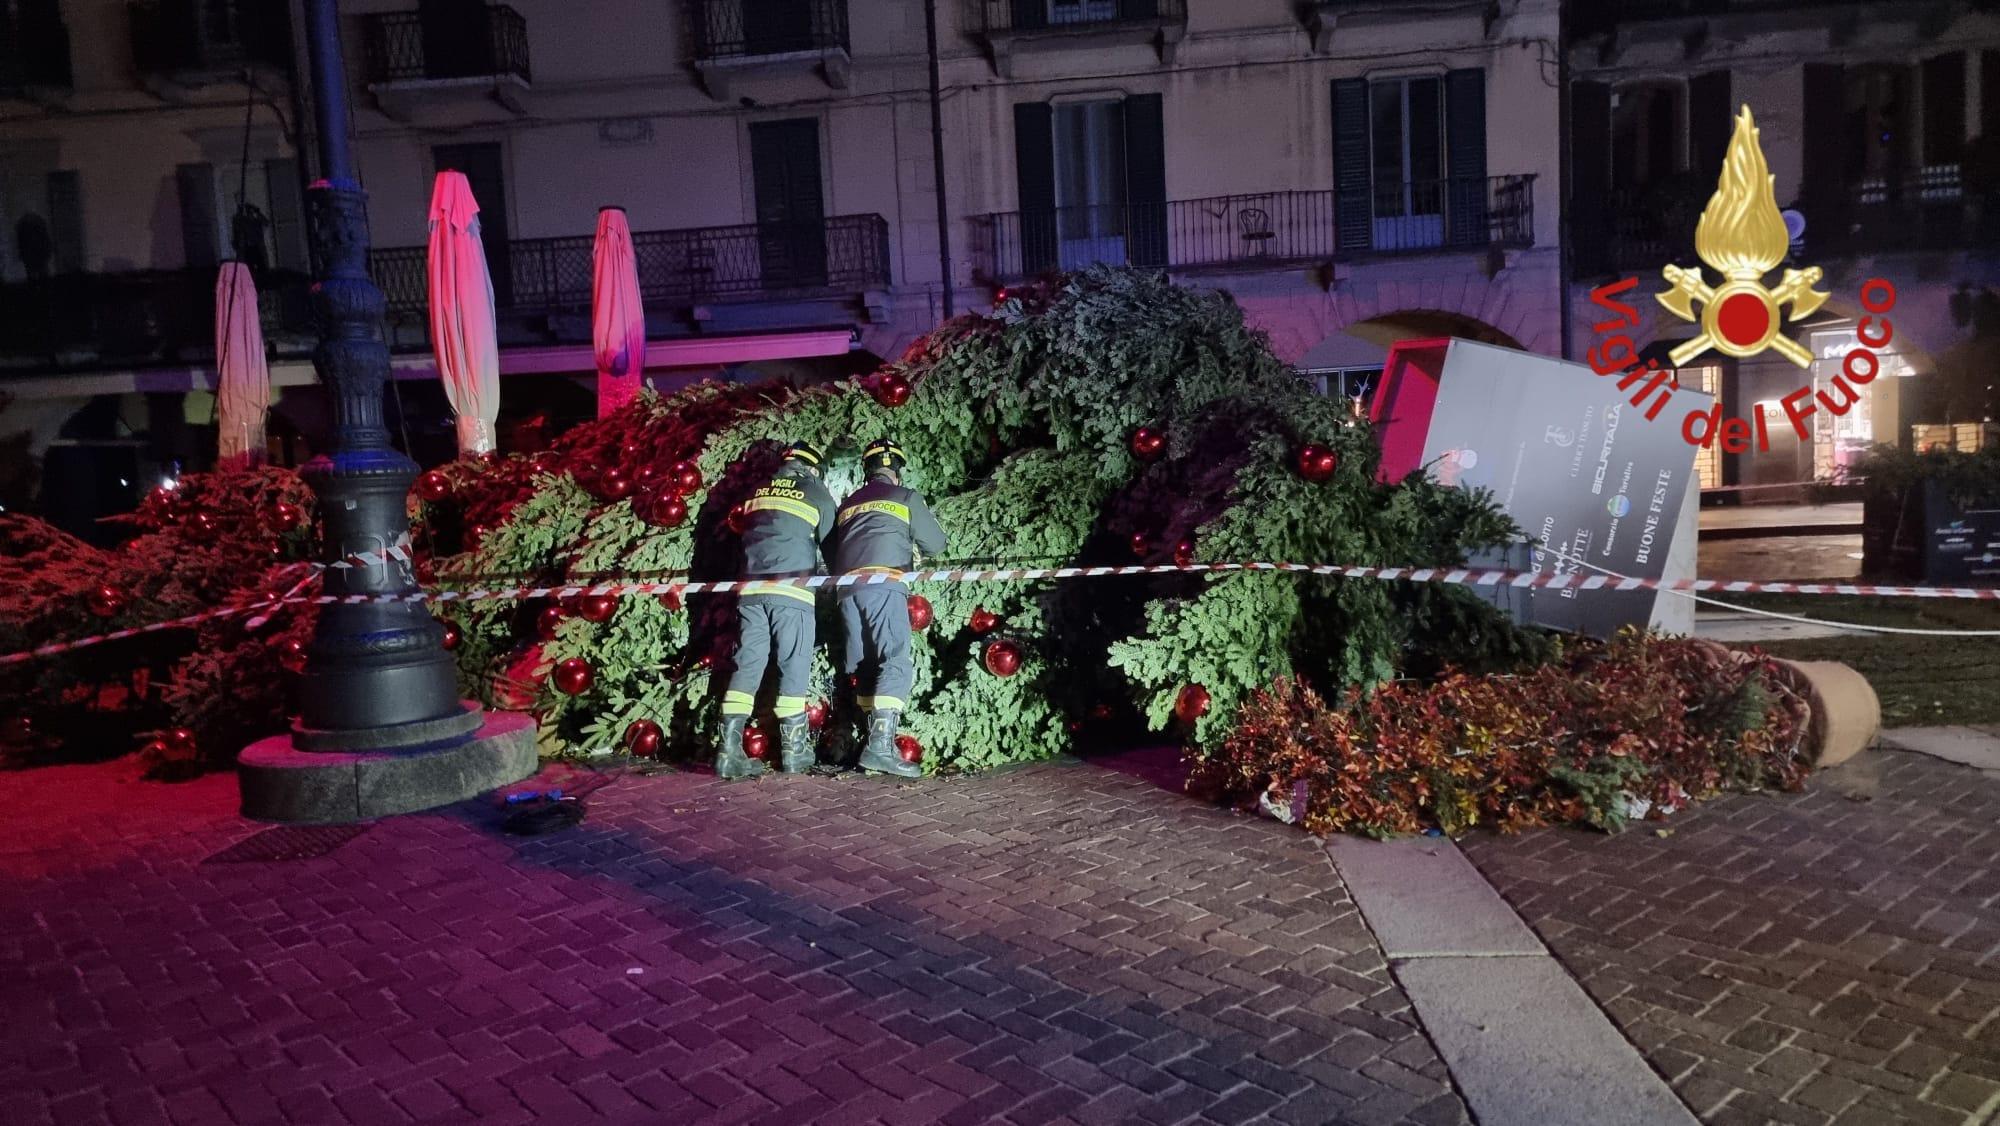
xmin=237 ymin=709 xmax=537 ymax=824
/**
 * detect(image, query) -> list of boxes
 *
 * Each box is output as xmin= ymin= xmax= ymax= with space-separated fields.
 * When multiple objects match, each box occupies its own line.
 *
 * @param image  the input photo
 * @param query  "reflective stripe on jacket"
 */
xmin=829 ymin=478 xmax=947 ymax=574
xmin=740 ymin=458 xmax=838 ymax=579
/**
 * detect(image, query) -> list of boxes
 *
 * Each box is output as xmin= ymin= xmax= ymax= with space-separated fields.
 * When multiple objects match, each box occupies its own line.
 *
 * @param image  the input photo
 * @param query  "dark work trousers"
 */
xmin=723 ymin=594 xmax=815 ymax=719
xmin=839 ymin=584 xmax=912 ymax=712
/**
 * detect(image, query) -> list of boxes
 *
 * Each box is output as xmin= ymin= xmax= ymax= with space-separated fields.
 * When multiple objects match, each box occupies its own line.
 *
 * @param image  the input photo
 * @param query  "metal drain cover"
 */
xmin=204 ymin=824 xmax=370 ymax=863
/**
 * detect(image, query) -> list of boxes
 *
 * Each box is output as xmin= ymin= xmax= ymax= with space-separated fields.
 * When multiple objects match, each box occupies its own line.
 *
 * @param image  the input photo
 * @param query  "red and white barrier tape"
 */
xmin=8 ymin=560 xmax=1994 ymax=667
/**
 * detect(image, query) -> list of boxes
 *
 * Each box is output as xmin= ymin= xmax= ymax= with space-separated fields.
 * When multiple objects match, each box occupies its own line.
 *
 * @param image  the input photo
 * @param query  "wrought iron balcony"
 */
xmin=976 ymin=0 xmax=1187 ymax=34
xmin=970 ymin=176 xmax=1535 ymax=281
xmin=368 ymin=214 xmax=891 ymax=317
xmin=0 ymin=268 xmax=313 ymax=371
xmin=362 ymin=4 xmax=531 ymax=86
xmin=691 ymin=0 xmax=849 ymax=60
xmin=1581 ymin=169 xmax=1989 ymax=277
xmin=0 ymin=0 xmax=71 ymax=96
xmin=128 ymin=0 xmax=290 ymax=79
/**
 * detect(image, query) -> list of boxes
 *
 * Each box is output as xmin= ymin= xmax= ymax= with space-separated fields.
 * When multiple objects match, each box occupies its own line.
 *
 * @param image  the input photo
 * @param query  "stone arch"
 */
xmin=1239 ymin=260 xmax=1564 ymax=366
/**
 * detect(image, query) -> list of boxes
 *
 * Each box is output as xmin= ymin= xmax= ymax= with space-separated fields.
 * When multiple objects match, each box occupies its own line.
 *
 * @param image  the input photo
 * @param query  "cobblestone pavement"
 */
xmin=1461 ymin=748 xmax=2000 ymax=1126
xmin=0 ymin=751 xmax=1467 ymax=1126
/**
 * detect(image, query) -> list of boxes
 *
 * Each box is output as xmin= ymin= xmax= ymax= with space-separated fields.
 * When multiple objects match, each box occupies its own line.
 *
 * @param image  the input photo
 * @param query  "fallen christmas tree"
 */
xmin=0 ymin=267 xmax=1819 ymax=833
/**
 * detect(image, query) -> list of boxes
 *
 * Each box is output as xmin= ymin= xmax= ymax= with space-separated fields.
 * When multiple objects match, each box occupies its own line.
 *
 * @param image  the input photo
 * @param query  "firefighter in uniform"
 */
xmin=717 ymin=441 xmax=838 ymax=780
xmin=828 ymin=439 xmax=947 ymax=778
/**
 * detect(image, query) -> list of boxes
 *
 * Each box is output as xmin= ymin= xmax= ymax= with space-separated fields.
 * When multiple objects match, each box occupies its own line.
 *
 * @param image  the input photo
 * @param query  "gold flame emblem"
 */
xmin=1658 ymin=106 xmax=1829 ymax=368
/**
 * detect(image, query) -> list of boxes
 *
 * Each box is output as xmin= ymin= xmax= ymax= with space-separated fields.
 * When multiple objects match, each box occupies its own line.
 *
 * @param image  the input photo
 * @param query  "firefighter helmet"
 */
xmin=862 ymin=438 xmax=907 ymax=473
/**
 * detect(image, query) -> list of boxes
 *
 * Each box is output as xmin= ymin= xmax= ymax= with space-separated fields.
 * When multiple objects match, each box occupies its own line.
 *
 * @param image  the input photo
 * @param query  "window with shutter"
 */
xmin=1570 ymin=81 xmax=1613 ymax=276
xmin=1123 ymin=93 xmax=1166 ymax=268
xmin=176 ymin=163 xmax=220 ymax=269
xmin=1331 ymin=78 xmax=1370 ymax=252
xmin=45 ymin=170 xmax=82 ymax=275
xmin=749 ymin=119 xmax=827 ymax=290
xmin=1013 ymin=102 xmax=1057 ymax=275
xmin=264 ymin=159 xmax=308 ymax=272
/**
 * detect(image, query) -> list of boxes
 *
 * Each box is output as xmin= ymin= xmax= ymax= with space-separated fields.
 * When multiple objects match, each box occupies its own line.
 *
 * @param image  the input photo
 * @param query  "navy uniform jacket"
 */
xmin=739 ymin=458 xmax=838 ymax=580
xmin=829 ymin=478 xmax=948 ymax=576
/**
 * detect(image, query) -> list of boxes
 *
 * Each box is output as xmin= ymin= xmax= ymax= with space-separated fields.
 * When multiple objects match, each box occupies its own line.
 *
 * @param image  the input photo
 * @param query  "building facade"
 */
xmin=0 ymin=0 xmax=1991 ymax=527
xmin=1566 ymin=0 xmax=2000 ymax=490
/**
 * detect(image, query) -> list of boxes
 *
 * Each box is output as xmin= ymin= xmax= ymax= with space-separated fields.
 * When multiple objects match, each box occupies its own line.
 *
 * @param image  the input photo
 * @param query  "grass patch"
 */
xmin=1716 ymin=594 xmax=2000 ymax=728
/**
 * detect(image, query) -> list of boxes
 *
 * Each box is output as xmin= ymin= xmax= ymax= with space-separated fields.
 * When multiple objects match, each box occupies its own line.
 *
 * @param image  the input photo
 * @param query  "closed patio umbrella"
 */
xmin=592 ymin=206 xmax=645 ymax=418
xmin=214 ymin=261 xmax=268 ymax=467
xmin=427 ymin=170 xmax=501 ymax=456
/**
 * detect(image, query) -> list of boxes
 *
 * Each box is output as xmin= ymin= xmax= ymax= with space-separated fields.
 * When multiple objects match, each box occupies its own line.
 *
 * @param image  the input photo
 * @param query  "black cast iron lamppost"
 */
xmin=237 ymin=0 xmax=534 ymax=822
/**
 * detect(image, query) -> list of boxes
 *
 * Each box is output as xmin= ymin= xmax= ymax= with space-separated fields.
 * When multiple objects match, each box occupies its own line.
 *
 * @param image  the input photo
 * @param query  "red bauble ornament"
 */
xmin=164 ymin=728 xmax=197 ymax=755
xmin=805 ymin=699 xmax=830 ymax=731
xmin=983 ymin=639 xmax=1023 ymax=678
xmin=895 ymin=733 xmax=922 ymax=765
xmin=744 ymin=725 xmax=771 ymax=760
xmin=189 ymin=512 xmax=217 ymax=537
xmin=874 ymin=374 xmax=912 ymax=408
xmin=415 ymin=470 xmax=451 ymax=501
xmin=1089 ymin=703 xmax=1113 ymax=721
xmin=907 ymin=595 xmax=933 ymax=631
xmin=1129 ymin=426 xmax=1166 ymax=462
xmin=270 ymin=501 xmax=305 ymax=532
xmin=598 ymin=467 xmax=633 ymax=501
xmin=468 ymin=522 xmax=493 ymax=546
xmin=86 ymin=585 xmax=124 ymax=618
xmin=577 ymin=594 xmax=617 ymax=624
xmin=1174 ymin=684 xmax=1211 ymax=725
xmin=1173 ymin=540 xmax=1195 ymax=569
xmin=552 ymin=657 xmax=593 ymax=696
xmin=635 ymin=463 xmax=663 ymax=487
xmin=3 ymin=716 xmax=31 ymax=743
xmin=969 ymin=607 xmax=1000 ymax=635
xmin=278 ymin=638 xmax=308 ymax=673
xmin=536 ymin=605 xmax=566 ymax=640
xmin=440 ymin=621 xmax=462 ymax=650
xmin=660 ymin=589 xmax=684 ymax=613
xmin=1297 ymin=444 xmax=1338 ymax=483
xmin=650 ymin=494 xmax=688 ymax=527
xmin=1130 ymin=532 xmax=1150 ymax=558
xmin=672 ymin=461 xmax=702 ymax=495
xmin=624 ymin=719 xmax=663 ymax=758
xmin=530 ymin=451 xmax=561 ymax=475
xmin=695 ymin=653 xmax=715 ymax=670
xmin=620 ymin=440 xmax=643 ymax=459
xmin=1068 ymin=720 xmax=1083 ymax=734
xmin=726 ymin=505 xmax=749 ymax=535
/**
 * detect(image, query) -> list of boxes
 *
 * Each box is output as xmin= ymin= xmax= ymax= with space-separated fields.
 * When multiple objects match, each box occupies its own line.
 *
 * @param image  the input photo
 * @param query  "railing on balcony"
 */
xmin=0 ymin=268 xmax=313 ymax=368
xmin=362 ymin=5 xmax=531 ymax=85
xmin=1572 ymin=0 xmax=1857 ymax=34
xmin=977 ymin=0 xmax=1187 ymax=34
xmin=1587 ymin=168 xmax=1990 ymax=276
xmin=0 ymin=0 xmax=71 ymax=94
xmin=129 ymin=0 xmax=291 ymax=76
xmin=369 ymin=214 xmax=891 ymax=316
xmin=692 ymin=0 xmax=848 ymax=60
xmin=971 ymin=176 xmax=1535 ymax=281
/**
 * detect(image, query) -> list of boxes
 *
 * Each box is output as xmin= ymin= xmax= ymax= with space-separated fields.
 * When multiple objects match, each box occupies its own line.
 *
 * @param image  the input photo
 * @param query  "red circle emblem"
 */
xmin=1716 ymin=292 xmax=1770 ymax=348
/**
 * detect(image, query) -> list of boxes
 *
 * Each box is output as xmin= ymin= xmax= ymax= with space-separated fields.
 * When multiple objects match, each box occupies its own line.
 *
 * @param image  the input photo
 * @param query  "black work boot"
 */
xmin=715 ymin=715 xmax=765 ymax=781
xmin=777 ymin=714 xmax=814 ymax=774
xmin=856 ymin=710 xmax=921 ymax=778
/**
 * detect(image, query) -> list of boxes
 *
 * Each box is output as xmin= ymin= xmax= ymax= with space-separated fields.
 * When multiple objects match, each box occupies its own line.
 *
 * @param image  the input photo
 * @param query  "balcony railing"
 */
xmin=692 ymin=0 xmax=848 ymax=60
xmin=971 ymin=176 xmax=1535 ymax=281
xmin=977 ymin=0 xmax=1187 ymax=34
xmin=1572 ymin=0 xmax=1857 ymax=34
xmin=0 ymin=269 xmax=313 ymax=369
xmin=369 ymin=214 xmax=891 ymax=316
xmin=129 ymin=0 xmax=291 ymax=77
xmin=0 ymin=1 xmax=71 ymax=94
xmin=362 ymin=5 xmax=531 ymax=85
xmin=1586 ymin=168 xmax=1990 ymax=276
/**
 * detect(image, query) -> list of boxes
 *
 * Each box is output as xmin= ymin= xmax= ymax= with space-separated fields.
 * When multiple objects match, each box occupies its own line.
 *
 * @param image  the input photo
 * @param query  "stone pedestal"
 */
xmin=238 ymin=708 xmax=537 ymax=824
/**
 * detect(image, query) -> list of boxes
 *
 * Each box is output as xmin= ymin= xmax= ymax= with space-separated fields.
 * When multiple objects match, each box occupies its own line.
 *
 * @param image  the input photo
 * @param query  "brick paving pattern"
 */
xmin=1461 ymin=748 xmax=2000 ymax=1126
xmin=0 ymin=750 xmax=1466 ymax=1126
